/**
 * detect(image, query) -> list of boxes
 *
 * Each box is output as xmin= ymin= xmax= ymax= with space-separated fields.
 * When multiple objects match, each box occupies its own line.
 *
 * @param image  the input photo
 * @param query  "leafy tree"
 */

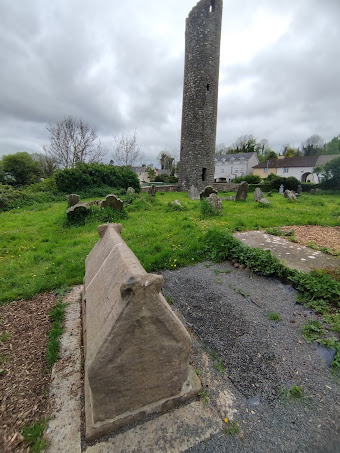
xmin=44 ymin=116 xmax=105 ymax=169
xmin=31 ymin=153 xmax=59 ymax=177
xmin=112 ymin=131 xmax=143 ymax=166
xmin=302 ymin=135 xmax=325 ymax=156
xmin=227 ymin=135 xmax=257 ymax=154
xmin=1 ymin=152 xmax=41 ymax=186
xmin=265 ymin=175 xmax=300 ymax=191
xmin=319 ymin=156 xmax=340 ymax=189
xmin=325 ymin=135 xmax=340 ymax=155
xmin=158 ymin=151 xmax=175 ymax=175
xmin=146 ymin=166 xmax=156 ymax=181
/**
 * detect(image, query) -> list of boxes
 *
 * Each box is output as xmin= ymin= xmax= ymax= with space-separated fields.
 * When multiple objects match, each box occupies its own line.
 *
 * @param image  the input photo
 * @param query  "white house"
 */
xmin=214 ymin=152 xmax=259 ymax=182
xmin=252 ymin=155 xmax=337 ymax=182
xmin=130 ymin=165 xmax=158 ymax=183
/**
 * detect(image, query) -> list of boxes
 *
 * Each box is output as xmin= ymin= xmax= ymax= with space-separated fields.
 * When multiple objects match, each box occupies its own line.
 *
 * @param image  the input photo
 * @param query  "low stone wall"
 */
xmin=140 ymin=184 xmax=181 ymax=193
xmin=82 ymin=223 xmax=200 ymax=440
xmin=213 ymin=183 xmax=239 ymax=192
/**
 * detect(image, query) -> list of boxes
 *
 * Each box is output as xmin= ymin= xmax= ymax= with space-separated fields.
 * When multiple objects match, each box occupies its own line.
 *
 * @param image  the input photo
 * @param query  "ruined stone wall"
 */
xmin=179 ymin=0 xmax=223 ymax=191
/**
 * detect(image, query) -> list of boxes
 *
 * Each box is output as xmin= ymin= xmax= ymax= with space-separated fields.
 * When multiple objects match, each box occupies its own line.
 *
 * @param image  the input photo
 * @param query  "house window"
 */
xmin=283 ymin=168 xmax=289 ymax=173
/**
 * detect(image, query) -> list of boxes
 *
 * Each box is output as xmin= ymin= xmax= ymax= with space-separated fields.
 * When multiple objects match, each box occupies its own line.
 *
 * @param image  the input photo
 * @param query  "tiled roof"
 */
xmin=215 ymin=152 xmax=257 ymax=162
xmin=253 ymin=156 xmax=320 ymax=169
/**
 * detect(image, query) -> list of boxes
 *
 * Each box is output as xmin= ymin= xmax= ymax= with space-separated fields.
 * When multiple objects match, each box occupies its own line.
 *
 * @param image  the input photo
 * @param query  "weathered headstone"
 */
xmin=267 ymin=191 xmax=272 ymax=197
xmin=66 ymin=194 xmax=80 ymax=207
xmin=82 ymin=223 xmax=201 ymax=440
xmin=288 ymin=191 xmax=298 ymax=202
xmin=171 ymin=200 xmax=182 ymax=208
xmin=253 ymin=187 xmax=264 ymax=202
xmin=100 ymin=194 xmax=123 ymax=211
xmin=259 ymin=197 xmax=270 ymax=205
xmin=148 ymin=184 xmax=156 ymax=196
xmin=207 ymin=193 xmax=222 ymax=212
xmin=235 ymin=181 xmax=249 ymax=201
xmin=127 ymin=187 xmax=135 ymax=194
xmin=297 ymin=185 xmax=302 ymax=195
xmin=66 ymin=203 xmax=89 ymax=220
xmin=199 ymin=185 xmax=218 ymax=200
xmin=284 ymin=189 xmax=290 ymax=198
xmin=279 ymin=184 xmax=284 ymax=194
xmin=188 ymin=185 xmax=200 ymax=200
xmin=311 ymin=188 xmax=316 ymax=195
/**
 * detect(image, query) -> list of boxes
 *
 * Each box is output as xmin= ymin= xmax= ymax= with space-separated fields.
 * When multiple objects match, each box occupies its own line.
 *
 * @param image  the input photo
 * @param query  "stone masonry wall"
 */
xmin=179 ymin=0 xmax=223 ymax=191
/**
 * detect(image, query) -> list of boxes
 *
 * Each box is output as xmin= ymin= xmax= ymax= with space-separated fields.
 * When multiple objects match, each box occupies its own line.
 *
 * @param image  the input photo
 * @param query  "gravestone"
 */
xmin=100 ymin=194 xmax=123 ymax=211
xmin=267 ymin=191 xmax=272 ymax=197
xmin=127 ymin=187 xmax=135 ymax=194
xmin=288 ymin=191 xmax=298 ymax=202
xmin=188 ymin=185 xmax=200 ymax=200
xmin=259 ymin=198 xmax=270 ymax=204
xmin=66 ymin=194 xmax=80 ymax=207
xmin=284 ymin=189 xmax=290 ymax=198
xmin=82 ymin=223 xmax=201 ymax=440
xmin=207 ymin=193 xmax=222 ymax=212
xmin=66 ymin=203 xmax=89 ymax=220
xmin=311 ymin=189 xmax=316 ymax=195
xmin=171 ymin=200 xmax=182 ymax=208
xmin=148 ymin=184 xmax=156 ymax=196
xmin=279 ymin=184 xmax=284 ymax=194
xmin=199 ymin=185 xmax=218 ymax=200
xmin=297 ymin=185 xmax=302 ymax=195
xmin=235 ymin=181 xmax=249 ymax=201
xmin=253 ymin=187 xmax=264 ymax=202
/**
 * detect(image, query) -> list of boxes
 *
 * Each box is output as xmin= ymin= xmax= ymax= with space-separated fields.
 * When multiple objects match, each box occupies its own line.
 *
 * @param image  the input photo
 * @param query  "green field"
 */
xmin=0 ymin=190 xmax=339 ymax=304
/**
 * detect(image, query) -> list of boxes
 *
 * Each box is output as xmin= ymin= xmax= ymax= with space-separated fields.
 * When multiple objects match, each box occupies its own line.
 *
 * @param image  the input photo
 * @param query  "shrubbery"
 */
xmin=154 ymin=174 xmax=178 ymax=184
xmin=54 ymin=163 xmax=140 ymax=193
xmin=264 ymin=175 xmax=300 ymax=191
xmin=233 ymin=174 xmax=262 ymax=184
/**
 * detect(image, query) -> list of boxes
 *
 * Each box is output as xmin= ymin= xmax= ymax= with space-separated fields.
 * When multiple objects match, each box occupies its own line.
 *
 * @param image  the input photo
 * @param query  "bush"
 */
xmin=233 ymin=174 xmax=261 ymax=184
xmin=264 ymin=176 xmax=300 ymax=191
xmin=154 ymin=174 xmax=178 ymax=184
xmin=55 ymin=163 xmax=140 ymax=193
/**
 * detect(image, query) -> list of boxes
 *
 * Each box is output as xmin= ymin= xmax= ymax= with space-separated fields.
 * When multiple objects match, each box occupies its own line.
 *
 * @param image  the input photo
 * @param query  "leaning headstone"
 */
xmin=279 ymin=184 xmax=284 ymax=194
xmin=253 ymin=187 xmax=264 ymax=202
xmin=66 ymin=194 xmax=80 ymax=207
xmin=207 ymin=193 xmax=222 ymax=213
xmin=127 ymin=187 xmax=135 ymax=194
xmin=66 ymin=203 xmax=89 ymax=220
xmin=82 ymin=223 xmax=201 ymax=440
xmin=188 ymin=185 xmax=200 ymax=200
xmin=148 ymin=184 xmax=156 ymax=196
xmin=259 ymin=197 xmax=270 ymax=204
xmin=199 ymin=185 xmax=218 ymax=200
xmin=288 ymin=191 xmax=298 ymax=202
xmin=284 ymin=189 xmax=290 ymax=198
xmin=297 ymin=185 xmax=302 ymax=195
xmin=267 ymin=191 xmax=272 ymax=197
xmin=235 ymin=181 xmax=249 ymax=201
xmin=100 ymin=194 xmax=123 ymax=211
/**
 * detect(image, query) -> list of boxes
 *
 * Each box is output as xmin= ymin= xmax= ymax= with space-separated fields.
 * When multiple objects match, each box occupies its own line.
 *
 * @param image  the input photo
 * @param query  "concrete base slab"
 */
xmin=85 ymin=366 xmax=202 ymax=441
xmin=234 ymin=230 xmax=339 ymax=272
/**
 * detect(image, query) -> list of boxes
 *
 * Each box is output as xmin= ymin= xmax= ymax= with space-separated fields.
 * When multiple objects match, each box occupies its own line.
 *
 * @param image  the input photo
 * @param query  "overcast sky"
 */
xmin=1 ymin=0 xmax=339 ymax=165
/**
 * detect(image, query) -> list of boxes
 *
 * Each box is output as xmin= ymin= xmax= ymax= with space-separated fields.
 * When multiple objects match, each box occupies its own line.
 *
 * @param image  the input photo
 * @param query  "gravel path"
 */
xmin=161 ymin=262 xmax=340 ymax=453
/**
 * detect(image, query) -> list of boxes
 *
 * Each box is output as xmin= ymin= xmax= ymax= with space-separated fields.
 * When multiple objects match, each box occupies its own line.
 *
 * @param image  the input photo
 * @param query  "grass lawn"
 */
xmin=0 ymin=190 xmax=339 ymax=304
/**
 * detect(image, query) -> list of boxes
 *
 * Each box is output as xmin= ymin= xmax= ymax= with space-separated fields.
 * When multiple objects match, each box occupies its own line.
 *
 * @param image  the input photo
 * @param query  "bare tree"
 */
xmin=43 ymin=116 xmax=106 ymax=169
xmin=112 ymin=131 xmax=143 ymax=167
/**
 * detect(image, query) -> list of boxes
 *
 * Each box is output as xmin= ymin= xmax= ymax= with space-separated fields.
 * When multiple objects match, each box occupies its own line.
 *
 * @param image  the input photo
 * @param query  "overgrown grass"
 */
xmin=47 ymin=300 xmax=68 ymax=367
xmin=22 ymin=419 xmax=48 ymax=452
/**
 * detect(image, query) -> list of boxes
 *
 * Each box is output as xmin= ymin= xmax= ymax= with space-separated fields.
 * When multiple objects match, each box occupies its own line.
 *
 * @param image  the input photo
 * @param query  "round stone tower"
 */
xmin=179 ymin=0 xmax=223 ymax=191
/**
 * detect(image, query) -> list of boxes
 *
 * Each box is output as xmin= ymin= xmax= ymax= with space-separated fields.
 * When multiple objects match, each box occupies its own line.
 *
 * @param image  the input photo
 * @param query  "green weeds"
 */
xmin=267 ymin=312 xmax=281 ymax=321
xmin=280 ymin=384 xmax=304 ymax=400
xmin=198 ymin=387 xmax=209 ymax=405
xmin=46 ymin=300 xmax=68 ymax=368
xmin=22 ymin=420 xmax=48 ymax=452
xmin=224 ymin=421 xmax=240 ymax=435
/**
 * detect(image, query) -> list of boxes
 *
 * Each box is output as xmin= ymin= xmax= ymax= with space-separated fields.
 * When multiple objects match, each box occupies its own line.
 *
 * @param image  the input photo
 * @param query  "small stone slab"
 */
xmin=100 ymin=194 xmax=123 ymax=210
xmin=199 ymin=185 xmax=217 ymax=200
xmin=253 ymin=187 xmax=264 ymax=202
xmin=259 ymin=197 xmax=270 ymax=204
xmin=235 ymin=181 xmax=249 ymax=201
xmin=66 ymin=203 xmax=89 ymax=220
xmin=67 ymin=194 xmax=80 ymax=207
xmin=207 ymin=193 xmax=222 ymax=212
xmin=148 ymin=184 xmax=156 ymax=196
xmin=188 ymin=185 xmax=200 ymax=200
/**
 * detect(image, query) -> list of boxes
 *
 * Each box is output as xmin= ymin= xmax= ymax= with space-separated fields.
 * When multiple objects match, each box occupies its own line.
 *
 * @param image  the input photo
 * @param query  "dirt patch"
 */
xmin=0 ymin=293 xmax=57 ymax=452
xmin=280 ymin=225 xmax=340 ymax=254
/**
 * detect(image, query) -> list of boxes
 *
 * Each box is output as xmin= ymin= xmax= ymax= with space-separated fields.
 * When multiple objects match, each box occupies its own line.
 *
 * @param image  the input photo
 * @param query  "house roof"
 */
xmin=253 ymin=155 xmax=337 ymax=169
xmin=215 ymin=152 xmax=257 ymax=163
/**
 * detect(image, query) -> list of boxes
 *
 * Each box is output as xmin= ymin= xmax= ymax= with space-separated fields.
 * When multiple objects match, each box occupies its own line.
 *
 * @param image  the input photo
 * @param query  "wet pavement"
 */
xmin=234 ymin=230 xmax=339 ymax=272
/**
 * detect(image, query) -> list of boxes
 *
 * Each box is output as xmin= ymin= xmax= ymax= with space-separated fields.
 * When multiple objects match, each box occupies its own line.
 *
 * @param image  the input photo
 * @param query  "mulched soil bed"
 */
xmin=280 ymin=225 xmax=340 ymax=255
xmin=0 ymin=293 xmax=57 ymax=452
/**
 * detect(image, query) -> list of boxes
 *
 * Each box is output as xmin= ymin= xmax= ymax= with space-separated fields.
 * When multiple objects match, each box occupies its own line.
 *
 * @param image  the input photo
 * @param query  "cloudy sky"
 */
xmin=1 ymin=0 xmax=339 ymax=165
